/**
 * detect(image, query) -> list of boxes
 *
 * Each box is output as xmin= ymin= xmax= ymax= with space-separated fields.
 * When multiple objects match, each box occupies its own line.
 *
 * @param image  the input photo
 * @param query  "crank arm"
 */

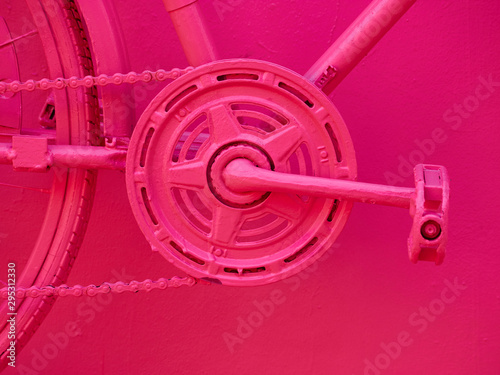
xmin=224 ymin=159 xmax=449 ymax=265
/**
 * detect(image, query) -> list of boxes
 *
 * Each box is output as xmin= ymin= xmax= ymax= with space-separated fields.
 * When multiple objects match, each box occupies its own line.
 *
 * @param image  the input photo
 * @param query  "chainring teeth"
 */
xmin=126 ymin=59 xmax=357 ymax=285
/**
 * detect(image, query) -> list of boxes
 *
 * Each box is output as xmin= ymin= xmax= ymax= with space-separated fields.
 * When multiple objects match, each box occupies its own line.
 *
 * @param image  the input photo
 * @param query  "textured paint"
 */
xmin=1 ymin=0 xmax=499 ymax=374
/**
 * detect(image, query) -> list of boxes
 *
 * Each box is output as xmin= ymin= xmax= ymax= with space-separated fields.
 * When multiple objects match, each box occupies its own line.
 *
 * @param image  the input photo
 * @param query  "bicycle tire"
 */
xmin=0 ymin=0 xmax=99 ymax=368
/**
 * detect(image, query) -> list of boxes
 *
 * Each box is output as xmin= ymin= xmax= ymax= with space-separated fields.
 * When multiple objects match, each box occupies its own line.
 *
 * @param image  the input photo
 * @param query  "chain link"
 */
xmin=0 ymin=66 xmax=206 ymax=298
xmin=0 ymin=67 xmax=194 ymax=95
xmin=0 ymin=276 xmax=206 ymax=299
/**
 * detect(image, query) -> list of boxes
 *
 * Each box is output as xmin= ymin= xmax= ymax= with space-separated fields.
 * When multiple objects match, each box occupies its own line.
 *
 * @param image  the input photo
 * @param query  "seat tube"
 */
xmin=163 ymin=0 xmax=219 ymax=67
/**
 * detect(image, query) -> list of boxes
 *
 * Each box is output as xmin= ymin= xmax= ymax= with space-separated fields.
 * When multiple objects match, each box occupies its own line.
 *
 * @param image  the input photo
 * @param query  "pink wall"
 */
xmin=6 ymin=0 xmax=500 ymax=374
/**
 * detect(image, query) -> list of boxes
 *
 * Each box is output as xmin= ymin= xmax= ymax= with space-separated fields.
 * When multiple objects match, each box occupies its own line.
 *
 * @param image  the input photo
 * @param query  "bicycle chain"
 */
xmin=0 ymin=66 xmax=194 ymax=94
xmin=0 ymin=66 xmax=207 ymax=299
xmin=1 ymin=277 xmax=204 ymax=300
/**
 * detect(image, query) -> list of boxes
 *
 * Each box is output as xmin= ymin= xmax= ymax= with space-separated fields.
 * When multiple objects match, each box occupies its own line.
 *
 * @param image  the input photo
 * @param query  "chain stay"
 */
xmin=0 ymin=67 xmax=194 ymax=94
xmin=0 ymin=276 xmax=204 ymax=300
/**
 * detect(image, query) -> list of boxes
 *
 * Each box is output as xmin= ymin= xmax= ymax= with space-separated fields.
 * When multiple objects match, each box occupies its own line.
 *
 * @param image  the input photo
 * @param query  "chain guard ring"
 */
xmin=126 ymin=59 xmax=357 ymax=286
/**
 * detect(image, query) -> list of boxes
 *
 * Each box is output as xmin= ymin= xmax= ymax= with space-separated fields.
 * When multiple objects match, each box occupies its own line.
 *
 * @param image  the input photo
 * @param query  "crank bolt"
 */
xmin=420 ymin=220 xmax=441 ymax=241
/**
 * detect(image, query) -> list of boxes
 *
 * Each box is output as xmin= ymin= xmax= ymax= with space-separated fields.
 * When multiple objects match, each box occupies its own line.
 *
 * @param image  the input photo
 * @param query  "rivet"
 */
xmin=213 ymin=248 xmax=223 ymax=257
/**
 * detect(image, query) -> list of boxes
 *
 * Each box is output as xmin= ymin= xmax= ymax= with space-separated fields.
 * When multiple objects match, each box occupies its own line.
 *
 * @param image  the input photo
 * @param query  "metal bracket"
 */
xmin=38 ymin=93 xmax=56 ymax=129
xmin=314 ymin=65 xmax=337 ymax=89
xmin=11 ymin=135 xmax=50 ymax=172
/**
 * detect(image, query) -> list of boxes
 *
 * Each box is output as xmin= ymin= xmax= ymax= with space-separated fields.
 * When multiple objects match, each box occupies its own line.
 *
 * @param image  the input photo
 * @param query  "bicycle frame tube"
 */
xmin=305 ymin=0 xmax=417 ymax=95
xmin=0 ymin=0 xmax=418 ymax=171
xmin=163 ymin=0 xmax=218 ymax=66
xmin=0 ymin=139 xmax=126 ymax=171
xmin=164 ymin=0 xmax=416 ymax=91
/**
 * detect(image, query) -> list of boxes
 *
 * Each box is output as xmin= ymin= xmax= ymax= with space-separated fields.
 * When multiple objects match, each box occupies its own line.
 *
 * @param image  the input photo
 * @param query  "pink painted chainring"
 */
xmin=126 ymin=59 xmax=357 ymax=286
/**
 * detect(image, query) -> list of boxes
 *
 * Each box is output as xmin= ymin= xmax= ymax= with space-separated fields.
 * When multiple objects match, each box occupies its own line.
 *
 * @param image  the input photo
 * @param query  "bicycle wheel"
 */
xmin=0 ymin=0 xmax=99 ymax=368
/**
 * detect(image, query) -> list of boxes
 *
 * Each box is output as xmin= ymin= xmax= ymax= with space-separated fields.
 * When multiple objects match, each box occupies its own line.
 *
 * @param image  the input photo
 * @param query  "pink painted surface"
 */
xmin=125 ymin=58 xmax=360 ymax=286
xmin=1 ymin=0 xmax=499 ymax=374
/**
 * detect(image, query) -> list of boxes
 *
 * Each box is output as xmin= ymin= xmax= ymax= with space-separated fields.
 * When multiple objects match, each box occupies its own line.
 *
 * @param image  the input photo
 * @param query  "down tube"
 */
xmin=305 ymin=0 xmax=417 ymax=95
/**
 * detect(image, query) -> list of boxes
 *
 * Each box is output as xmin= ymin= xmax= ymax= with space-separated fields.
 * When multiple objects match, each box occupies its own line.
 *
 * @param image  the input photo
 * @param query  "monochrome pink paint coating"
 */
xmin=1 ymin=0 xmax=497 ymax=373
xmin=0 ymin=0 xmax=447 ymax=364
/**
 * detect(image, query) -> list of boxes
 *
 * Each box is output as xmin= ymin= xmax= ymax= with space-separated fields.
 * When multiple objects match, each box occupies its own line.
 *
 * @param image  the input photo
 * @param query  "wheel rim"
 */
xmin=0 ymin=0 xmax=99 ymax=365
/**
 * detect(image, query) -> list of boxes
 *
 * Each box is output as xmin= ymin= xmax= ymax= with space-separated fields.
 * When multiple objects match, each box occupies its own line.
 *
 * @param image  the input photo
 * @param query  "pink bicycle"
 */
xmin=0 ymin=0 xmax=449 ymax=368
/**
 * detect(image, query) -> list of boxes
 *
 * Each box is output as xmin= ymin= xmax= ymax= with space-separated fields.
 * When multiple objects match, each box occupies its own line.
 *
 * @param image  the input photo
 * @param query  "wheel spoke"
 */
xmin=0 ymin=182 xmax=51 ymax=194
xmin=166 ymin=160 xmax=206 ymax=191
xmin=207 ymin=104 xmax=241 ymax=145
xmin=210 ymin=205 xmax=244 ymax=245
xmin=0 ymin=29 xmax=37 ymax=49
xmin=263 ymin=125 xmax=303 ymax=165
